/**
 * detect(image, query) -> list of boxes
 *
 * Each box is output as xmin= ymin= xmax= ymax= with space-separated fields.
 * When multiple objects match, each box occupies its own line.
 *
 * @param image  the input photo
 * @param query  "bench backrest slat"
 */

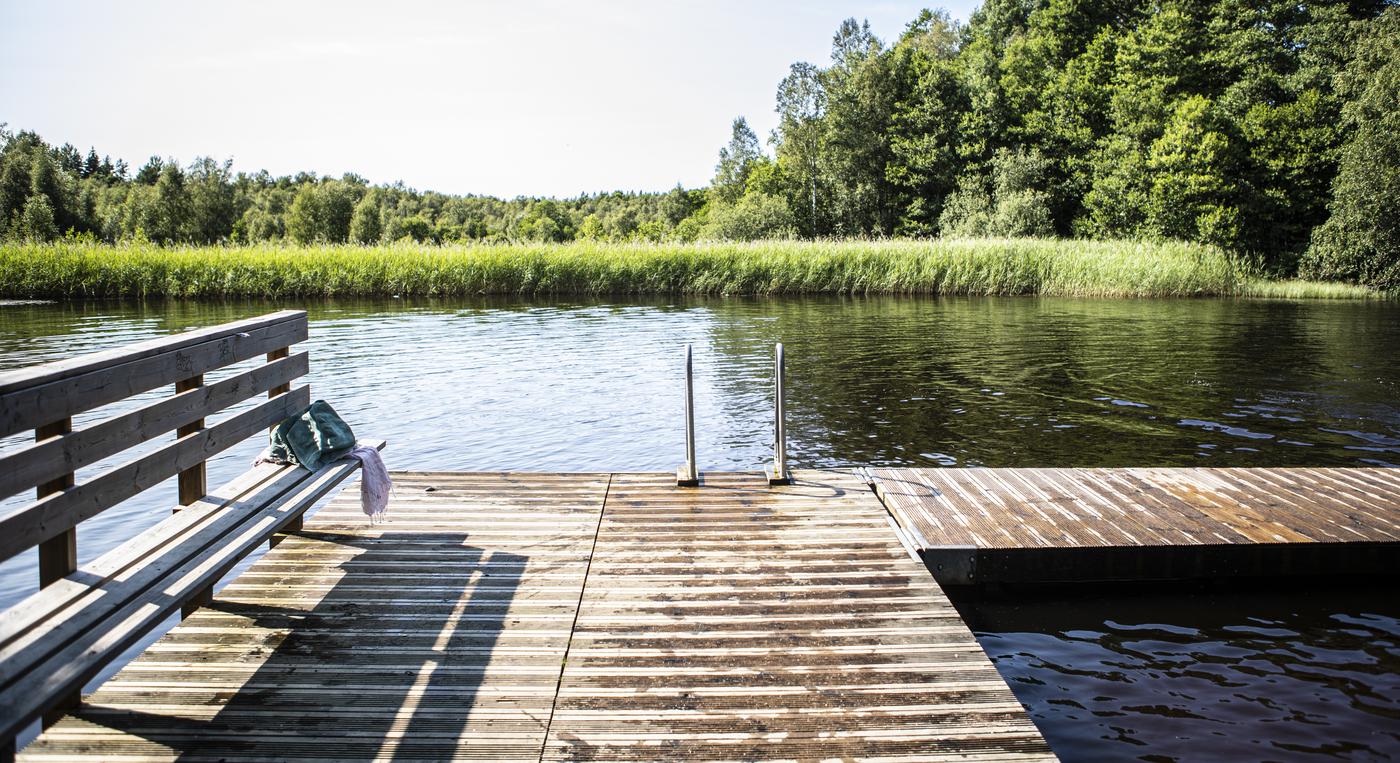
xmin=0 ymin=310 xmax=311 ymax=569
xmin=0 ymin=310 xmax=348 ymax=749
xmin=0 ymin=352 xmax=310 ymax=502
xmin=0 ymin=310 xmax=308 ymax=438
xmin=0 ymin=386 xmax=311 ymax=564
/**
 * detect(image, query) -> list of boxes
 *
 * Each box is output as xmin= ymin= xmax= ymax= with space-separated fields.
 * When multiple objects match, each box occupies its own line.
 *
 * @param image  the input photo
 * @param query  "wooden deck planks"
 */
xmin=20 ymin=470 xmax=1054 ymax=762
xmin=20 ymin=472 xmax=611 ymax=762
xmin=872 ymin=467 xmax=1400 ymax=584
xmin=541 ymin=470 xmax=1052 ymax=762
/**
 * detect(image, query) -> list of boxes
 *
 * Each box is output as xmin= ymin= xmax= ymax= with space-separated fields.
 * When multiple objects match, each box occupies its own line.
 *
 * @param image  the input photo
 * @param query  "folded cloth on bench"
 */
xmin=261 ymin=400 xmax=356 ymax=471
xmin=352 ymin=444 xmax=392 ymax=521
xmin=255 ymin=400 xmax=390 ymax=521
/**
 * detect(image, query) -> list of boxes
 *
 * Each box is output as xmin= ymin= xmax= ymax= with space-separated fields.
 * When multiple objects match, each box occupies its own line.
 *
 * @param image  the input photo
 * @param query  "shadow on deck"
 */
xmin=22 ymin=470 xmax=1055 ymax=761
xmin=51 ymin=532 xmax=530 ymax=760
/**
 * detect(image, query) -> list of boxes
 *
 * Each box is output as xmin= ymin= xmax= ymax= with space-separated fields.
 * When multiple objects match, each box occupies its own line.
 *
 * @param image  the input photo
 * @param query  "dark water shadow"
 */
xmin=949 ymin=578 xmax=1400 ymax=761
xmin=70 ymin=530 xmax=525 ymax=761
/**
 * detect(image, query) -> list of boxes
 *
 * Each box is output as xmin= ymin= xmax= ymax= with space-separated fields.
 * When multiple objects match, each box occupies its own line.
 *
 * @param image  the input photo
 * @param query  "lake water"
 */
xmin=2 ymin=296 xmax=1398 ymax=760
xmin=952 ymin=582 xmax=1400 ymax=761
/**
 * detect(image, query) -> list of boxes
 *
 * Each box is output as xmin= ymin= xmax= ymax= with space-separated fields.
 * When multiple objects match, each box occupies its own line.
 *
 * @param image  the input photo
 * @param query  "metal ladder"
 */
xmin=676 ymin=343 xmax=790 ymax=487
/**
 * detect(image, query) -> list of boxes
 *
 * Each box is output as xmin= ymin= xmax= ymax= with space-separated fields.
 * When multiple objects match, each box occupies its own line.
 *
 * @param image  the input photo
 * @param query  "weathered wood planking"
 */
xmin=21 ymin=472 xmax=611 ymax=762
xmin=0 ymin=310 xmax=307 ymax=439
xmin=0 ymin=442 xmax=383 ymax=745
xmin=0 ymin=310 xmax=366 ymax=756
xmin=872 ymin=467 xmax=1400 ymax=584
xmin=0 ymin=352 xmax=309 ymax=503
xmin=0 ymin=387 xmax=312 ymax=564
xmin=543 ymin=470 xmax=1053 ymax=762
xmin=23 ymin=471 xmax=1054 ymax=762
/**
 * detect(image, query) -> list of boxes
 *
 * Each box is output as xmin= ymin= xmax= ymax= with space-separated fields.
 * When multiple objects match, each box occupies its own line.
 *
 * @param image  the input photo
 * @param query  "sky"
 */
xmin=0 ymin=1 xmax=977 ymax=198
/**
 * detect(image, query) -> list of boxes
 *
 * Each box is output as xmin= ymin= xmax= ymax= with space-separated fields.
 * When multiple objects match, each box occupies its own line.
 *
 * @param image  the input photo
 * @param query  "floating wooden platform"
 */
xmin=22 ymin=471 xmax=1053 ymax=762
xmin=871 ymin=467 xmax=1400 ymax=584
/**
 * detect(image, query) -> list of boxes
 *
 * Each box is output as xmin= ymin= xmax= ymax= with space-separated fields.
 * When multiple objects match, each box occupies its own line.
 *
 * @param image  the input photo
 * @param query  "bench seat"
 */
xmin=0 ymin=439 xmax=385 ymax=745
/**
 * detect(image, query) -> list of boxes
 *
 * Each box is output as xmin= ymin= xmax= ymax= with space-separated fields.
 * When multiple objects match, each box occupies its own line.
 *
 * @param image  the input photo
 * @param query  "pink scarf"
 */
xmin=351 ymin=445 xmax=392 ymax=522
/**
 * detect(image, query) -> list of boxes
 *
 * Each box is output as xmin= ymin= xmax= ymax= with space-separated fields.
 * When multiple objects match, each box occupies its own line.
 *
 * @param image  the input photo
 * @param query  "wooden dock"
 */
xmin=871 ymin=467 xmax=1400 ymax=584
xmin=21 ymin=471 xmax=1054 ymax=762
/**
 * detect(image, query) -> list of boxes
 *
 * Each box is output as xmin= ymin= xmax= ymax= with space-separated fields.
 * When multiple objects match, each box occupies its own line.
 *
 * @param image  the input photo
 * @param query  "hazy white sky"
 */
xmin=1 ymin=1 xmax=976 ymax=198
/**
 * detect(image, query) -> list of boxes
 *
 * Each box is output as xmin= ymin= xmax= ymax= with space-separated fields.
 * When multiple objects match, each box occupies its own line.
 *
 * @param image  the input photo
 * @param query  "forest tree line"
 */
xmin=0 ymin=135 xmax=707 ymax=249
xmin=1 ymin=0 xmax=1396 ymax=289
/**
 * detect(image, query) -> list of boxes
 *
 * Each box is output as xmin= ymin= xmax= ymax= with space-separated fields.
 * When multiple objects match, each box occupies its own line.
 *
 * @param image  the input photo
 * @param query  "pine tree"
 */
xmin=135 ymin=156 xmax=162 ymax=184
xmin=55 ymin=143 xmax=82 ymax=174
xmin=82 ymin=148 xmax=100 ymax=179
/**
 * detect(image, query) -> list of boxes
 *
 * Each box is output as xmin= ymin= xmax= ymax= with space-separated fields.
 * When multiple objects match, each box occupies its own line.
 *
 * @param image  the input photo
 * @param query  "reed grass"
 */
xmin=1239 ymin=278 xmax=1383 ymax=300
xmin=0 ymin=238 xmax=1264 ymax=299
xmin=1 ymin=239 xmax=1384 ymax=300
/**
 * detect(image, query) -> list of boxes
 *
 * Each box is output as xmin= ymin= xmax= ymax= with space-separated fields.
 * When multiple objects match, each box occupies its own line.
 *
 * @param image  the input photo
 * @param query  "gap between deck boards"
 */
xmin=20 ymin=470 xmax=1055 ymax=762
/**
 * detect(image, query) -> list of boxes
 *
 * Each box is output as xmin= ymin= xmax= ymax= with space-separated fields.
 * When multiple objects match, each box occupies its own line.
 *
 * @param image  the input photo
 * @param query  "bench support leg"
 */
xmin=35 ymin=419 xmax=82 ymax=729
xmin=37 ymin=530 xmax=77 ymax=590
xmin=173 ymin=374 xmax=211 ymax=618
xmin=267 ymin=348 xmax=297 ymax=551
xmin=175 ymin=375 xmax=207 ymax=510
xmin=42 ymin=691 xmax=81 ymax=730
xmin=182 ymin=586 xmax=213 ymax=619
xmin=271 ymin=513 xmax=304 ymax=549
xmin=36 ymin=419 xmax=78 ymax=588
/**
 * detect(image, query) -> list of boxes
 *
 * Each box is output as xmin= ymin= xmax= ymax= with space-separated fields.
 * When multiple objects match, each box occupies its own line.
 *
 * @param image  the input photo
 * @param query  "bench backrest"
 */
xmin=0 ymin=310 xmax=311 ymax=588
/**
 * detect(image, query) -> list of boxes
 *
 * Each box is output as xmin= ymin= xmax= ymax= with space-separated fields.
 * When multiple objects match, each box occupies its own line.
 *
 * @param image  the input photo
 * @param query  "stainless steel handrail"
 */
xmin=770 ymin=342 xmax=791 ymax=485
xmin=677 ymin=343 xmax=699 ymax=486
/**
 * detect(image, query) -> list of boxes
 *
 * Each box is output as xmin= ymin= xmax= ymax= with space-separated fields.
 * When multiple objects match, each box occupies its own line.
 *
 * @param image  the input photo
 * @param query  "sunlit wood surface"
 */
xmin=22 ymin=470 xmax=1052 ymax=762
xmin=542 ymin=471 xmax=1050 ymax=761
xmin=873 ymin=467 xmax=1400 ymax=583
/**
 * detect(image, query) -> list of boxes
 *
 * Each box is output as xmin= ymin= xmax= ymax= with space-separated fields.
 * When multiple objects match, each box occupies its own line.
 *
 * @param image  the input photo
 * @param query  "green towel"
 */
xmin=265 ymin=400 xmax=356 ymax=471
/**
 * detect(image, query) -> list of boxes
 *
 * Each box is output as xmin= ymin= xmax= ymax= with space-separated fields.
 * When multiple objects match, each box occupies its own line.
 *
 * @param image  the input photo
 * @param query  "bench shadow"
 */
xmin=71 ymin=529 xmax=526 ymax=761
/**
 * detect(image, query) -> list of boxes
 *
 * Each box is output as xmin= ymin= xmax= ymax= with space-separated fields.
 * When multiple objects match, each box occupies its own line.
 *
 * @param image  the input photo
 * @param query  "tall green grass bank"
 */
xmin=0 ymin=238 xmax=1312 ymax=299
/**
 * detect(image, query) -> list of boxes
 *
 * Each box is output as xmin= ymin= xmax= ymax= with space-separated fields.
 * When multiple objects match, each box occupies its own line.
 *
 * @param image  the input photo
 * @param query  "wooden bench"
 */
xmin=0 ymin=310 xmax=384 ymax=755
